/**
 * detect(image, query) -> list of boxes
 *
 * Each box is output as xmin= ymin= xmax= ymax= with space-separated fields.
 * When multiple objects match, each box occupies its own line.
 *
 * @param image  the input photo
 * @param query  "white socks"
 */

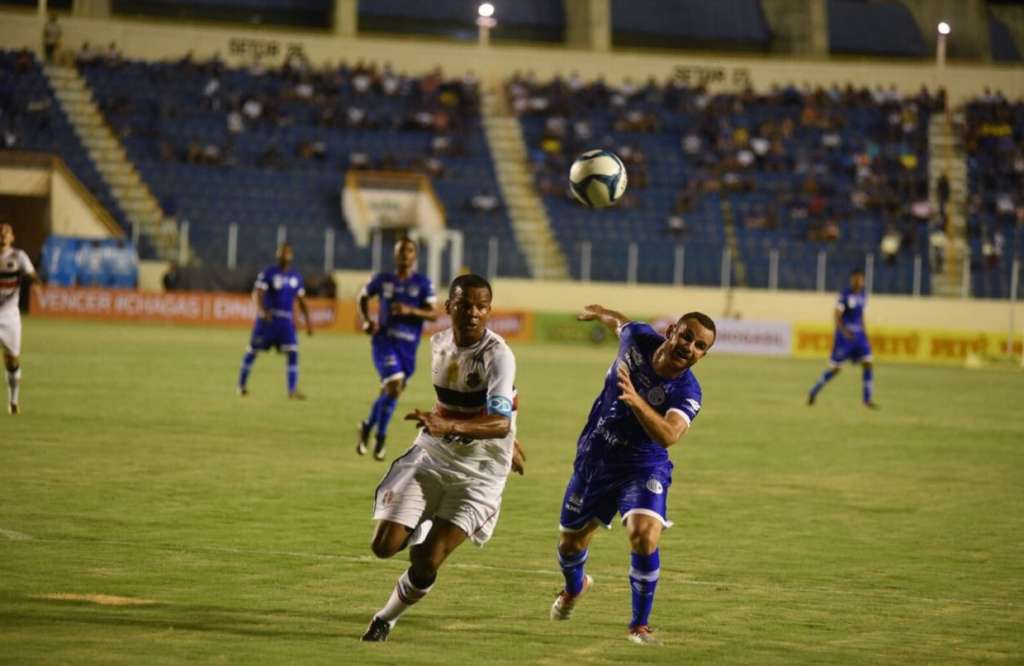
xmin=6 ymin=367 xmax=19 ymax=406
xmin=376 ymin=569 xmax=434 ymax=625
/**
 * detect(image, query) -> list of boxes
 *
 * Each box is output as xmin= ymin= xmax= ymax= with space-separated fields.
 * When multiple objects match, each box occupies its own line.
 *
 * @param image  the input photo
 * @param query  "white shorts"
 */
xmin=372 ymin=445 xmax=505 ymax=546
xmin=0 ymin=313 xmax=21 ymax=356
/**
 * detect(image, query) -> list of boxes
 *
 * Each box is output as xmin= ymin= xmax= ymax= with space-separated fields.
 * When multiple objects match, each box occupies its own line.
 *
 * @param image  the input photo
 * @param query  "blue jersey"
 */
xmin=362 ymin=272 xmax=436 ymax=344
xmin=255 ymin=265 xmax=305 ymax=319
xmin=574 ymin=322 xmax=702 ymax=474
xmin=836 ymin=287 xmax=867 ymax=333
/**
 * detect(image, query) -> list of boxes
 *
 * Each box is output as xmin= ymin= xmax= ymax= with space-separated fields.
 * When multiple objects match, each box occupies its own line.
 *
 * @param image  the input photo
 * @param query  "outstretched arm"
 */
xmin=391 ymin=301 xmax=439 ymax=321
xmin=616 ymin=364 xmax=688 ymax=448
xmin=577 ymin=304 xmax=630 ymax=337
xmin=405 ymin=409 xmax=511 ymax=440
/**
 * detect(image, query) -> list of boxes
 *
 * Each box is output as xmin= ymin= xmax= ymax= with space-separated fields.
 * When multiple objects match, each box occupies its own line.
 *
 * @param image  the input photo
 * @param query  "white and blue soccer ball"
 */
xmin=569 ymin=149 xmax=628 ymax=208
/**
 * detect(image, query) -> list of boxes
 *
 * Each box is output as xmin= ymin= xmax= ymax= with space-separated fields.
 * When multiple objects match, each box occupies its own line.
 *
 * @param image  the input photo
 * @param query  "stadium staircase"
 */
xmin=928 ymin=113 xmax=969 ymax=297
xmin=481 ymin=91 xmax=568 ymax=280
xmin=43 ymin=65 xmax=182 ymax=261
xmin=720 ymin=198 xmax=747 ymax=287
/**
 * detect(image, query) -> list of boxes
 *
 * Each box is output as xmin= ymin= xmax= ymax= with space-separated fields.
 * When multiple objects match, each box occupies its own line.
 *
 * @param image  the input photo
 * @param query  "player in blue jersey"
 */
xmin=550 ymin=304 xmax=716 ymax=646
xmin=236 ymin=243 xmax=313 ymax=398
xmin=807 ymin=269 xmax=878 ymax=408
xmin=357 ymin=238 xmax=438 ymax=461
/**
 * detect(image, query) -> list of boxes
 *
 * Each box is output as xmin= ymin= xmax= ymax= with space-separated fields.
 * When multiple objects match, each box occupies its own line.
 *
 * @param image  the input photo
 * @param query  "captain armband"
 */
xmin=486 ymin=395 xmax=513 ymax=418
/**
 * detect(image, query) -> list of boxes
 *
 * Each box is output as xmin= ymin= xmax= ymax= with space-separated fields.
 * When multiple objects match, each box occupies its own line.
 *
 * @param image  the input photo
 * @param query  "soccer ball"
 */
xmin=569 ymin=150 xmax=628 ymax=208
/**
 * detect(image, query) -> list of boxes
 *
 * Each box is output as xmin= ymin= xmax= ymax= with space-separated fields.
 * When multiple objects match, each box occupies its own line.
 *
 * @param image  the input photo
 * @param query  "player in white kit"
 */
xmin=361 ymin=273 xmax=523 ymax=642
xmin=0 ymin=224 xmax=38 ymax=415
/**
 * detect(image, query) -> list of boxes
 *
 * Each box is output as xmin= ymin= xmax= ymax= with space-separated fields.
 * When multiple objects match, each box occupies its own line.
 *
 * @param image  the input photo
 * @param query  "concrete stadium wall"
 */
xmin=50 ymin=165 xmax=119 ymax=238
xmin=1 ymin=11 xmax=1021 ymax=102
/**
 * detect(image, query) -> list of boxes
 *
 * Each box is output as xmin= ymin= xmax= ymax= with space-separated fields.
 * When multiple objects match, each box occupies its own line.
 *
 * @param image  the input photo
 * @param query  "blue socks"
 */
xmin=286 ymin=351 xmax=298 ymax=394
xmin=629 ymin=550 xmax=660 ymax=628
xmin=557 ymin=548 xmax=588 ymax=595
xmin=366 ymin=393 xmax=399 ymax=438
xmin=862 ymin=366 xmax=874 ymax=404
xmin=238 ymin=351 xmax=256 ymax=389
xmin=809 ymin=368 xmax=838 ymax=398
xmin=376 ymin=394 xmax=398 ymax=438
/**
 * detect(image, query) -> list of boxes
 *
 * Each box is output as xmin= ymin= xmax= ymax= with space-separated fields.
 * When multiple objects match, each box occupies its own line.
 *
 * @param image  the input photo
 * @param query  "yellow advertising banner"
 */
xmin=793 ymin=323 xmax=1024 ymax=365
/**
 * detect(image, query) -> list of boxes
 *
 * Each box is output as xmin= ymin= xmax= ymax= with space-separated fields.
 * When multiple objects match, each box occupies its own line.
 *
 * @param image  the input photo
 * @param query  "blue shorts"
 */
xmin=249 ymin=317 xmax=298 ymax=352
xmin=559 ymin=465 xmax=673 ymax=532
xmin=371 ymin=334 xmax=418 ymax=384
xmin=830 ymin=330 xmax=872 ymax=366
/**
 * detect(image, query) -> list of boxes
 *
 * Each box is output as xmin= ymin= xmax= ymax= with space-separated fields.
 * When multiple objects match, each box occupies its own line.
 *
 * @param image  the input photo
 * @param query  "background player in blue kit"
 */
xmin=357 ymin=238 xmax=438 ymax=460
xmin=808 ymin=269 xmax=878 ymax=408
xmin=550 ymin=304 xmax=716 ymax=646
xmin=236 ymin=243 xmax=312 ymax=398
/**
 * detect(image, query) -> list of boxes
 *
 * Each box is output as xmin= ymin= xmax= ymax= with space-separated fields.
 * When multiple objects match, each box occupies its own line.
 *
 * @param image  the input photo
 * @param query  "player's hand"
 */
xmin=362 ymin=320 xmax=379 ymax=336
xmin=616 ymin=364 xmax=643 ymax=409
xmin=260 ymin=310 xmax=273 ymax=322
xmin=840 ymin=327 xmax=854 ymax=341
xmin=391 ymin=302 xmax=414 ymax=316
xmin=405 ymin=409 xmax=450 ymax=437
xmin=577 ymin=304 xmax=604 ymax=321
xmin=511 ymin=438 xmax=526 ymax=475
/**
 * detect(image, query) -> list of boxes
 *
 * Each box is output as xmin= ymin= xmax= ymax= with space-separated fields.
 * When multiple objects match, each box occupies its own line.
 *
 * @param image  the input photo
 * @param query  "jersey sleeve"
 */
xmin=254 ymin=270 xmax=268 ymax=290
xmin=18 ymin=250 xmax=36 ymax=276
xmin=835 ymin=291 xmax=847 ymax=312
xmin=360 ymin=273 xmax=382 ymax=299
xmin=666 ymin=383 xmax=702 ymax=426
xmin=485 ymin=346 xmax=516 ymax=418
xmin=422 ymin=276 xmax=437 ymax=305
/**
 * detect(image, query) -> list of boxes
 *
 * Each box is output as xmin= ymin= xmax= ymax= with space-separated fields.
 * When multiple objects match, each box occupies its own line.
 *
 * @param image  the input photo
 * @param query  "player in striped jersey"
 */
xmin=360 ymin=273 xmax=524 ymax=642
xmin=0 ymin=224 xmax=38 ymax=415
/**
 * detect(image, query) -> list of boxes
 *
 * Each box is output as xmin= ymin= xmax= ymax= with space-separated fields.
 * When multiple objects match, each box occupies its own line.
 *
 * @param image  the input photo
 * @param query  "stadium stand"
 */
xmin=358 ymin=0 xmax=566 ymax=42
xmin=989 ymin=14 xmax=1023 ymax=63
xmin=0 ymin=49 xmax=131 ymax=234
xmin=78 ymin=54 xmax=530 ymax=276
xmin=611 ymin=0 xmax=770 ymax=51
xmin=827 ymin=0 xmax=928 ymax=58
xmin=962 ymin=92 xmax=1024 ymax=298
xmin=510 ymin=74 xmax=939 ymax=294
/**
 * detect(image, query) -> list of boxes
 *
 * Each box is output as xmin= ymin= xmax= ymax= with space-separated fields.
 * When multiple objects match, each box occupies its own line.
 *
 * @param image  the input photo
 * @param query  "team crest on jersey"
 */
xmin=466 ymin=371 xmax=481 ymax=388
xmin=409 ymin=284 xmax=420 ymax=298
xmin=645 ymin=478 xmax=664 ymax=495
xmin=647 ymin=386 xmax=666 ymax=406
xmin=4 ymin=260 xmax=16 ymax=271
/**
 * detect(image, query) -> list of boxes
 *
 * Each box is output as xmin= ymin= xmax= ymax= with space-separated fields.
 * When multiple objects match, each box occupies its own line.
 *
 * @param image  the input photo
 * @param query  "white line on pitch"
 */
xmin=0 ymin=528 xmax=33 ymax=541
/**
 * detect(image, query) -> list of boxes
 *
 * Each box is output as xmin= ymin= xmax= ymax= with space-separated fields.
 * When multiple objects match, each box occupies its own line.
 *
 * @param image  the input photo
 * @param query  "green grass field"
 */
xmin=1 ymin=318 xmax=1023 ymax=665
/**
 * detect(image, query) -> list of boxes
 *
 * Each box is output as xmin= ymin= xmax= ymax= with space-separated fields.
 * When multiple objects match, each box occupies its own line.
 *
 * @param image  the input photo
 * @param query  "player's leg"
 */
xmin=4 ymin=351 xmax=21 ymax=415
xmin=372 ymin=377 xmax=403 ymax=460
xmin=360 ymin=336 xmax=402 ymax=455
xmin=363 ymin=519 xmax=468 ymax=641
xmin=624 ymin=513 xmax=664 ymax=646
xmin=278 ymin=320 xmax=303 ymax=399
xmin=861 ymin=360 xmax=877 ymax=408
xmin=2 ymin=320 xmax=23 ymax=414
xmin=551 ymin=472 xmax=614 ymax=620
xmin=372 ymin=342 xmax=416 ymax=459
xmin=238 ymin=321 xmax=270 ymax=395
xmin=620 ymin=474 xmax=672 ymax=646
xmin=808 ymin=359 xmax=842 ymax=405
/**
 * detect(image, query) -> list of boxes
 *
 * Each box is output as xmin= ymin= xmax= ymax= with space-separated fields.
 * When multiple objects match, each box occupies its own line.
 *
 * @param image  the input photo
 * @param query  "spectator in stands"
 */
xmin=937 ymin=172 xmax=950 ymax=218
xmin=43 ymin=14 xmax=61 ymax=64
xmin=929 ymin=224 xmax=947 ymax=273
xmin=75 ymin=42 xmax=98 ymax=67
xmin=666 ymin=214 xmax=688 ymax=238
xmin=104 ymin=42 xmax=122 ymax=67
